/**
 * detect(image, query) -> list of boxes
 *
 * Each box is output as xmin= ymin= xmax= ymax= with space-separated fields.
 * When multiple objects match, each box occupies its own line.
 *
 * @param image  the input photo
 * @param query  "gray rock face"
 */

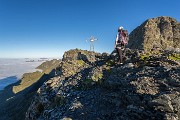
xmin=128 ymin=16 xmax=180 ymax=52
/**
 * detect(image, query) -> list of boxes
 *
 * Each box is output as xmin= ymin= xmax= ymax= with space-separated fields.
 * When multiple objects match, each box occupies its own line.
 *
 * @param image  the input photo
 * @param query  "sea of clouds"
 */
xmin=0 ymin=58 xmax=45 ymax=90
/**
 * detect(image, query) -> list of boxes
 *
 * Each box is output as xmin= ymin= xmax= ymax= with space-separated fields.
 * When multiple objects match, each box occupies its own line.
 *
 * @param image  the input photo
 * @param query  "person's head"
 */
xmin=118 ymin=26 xmax=123 ymax=32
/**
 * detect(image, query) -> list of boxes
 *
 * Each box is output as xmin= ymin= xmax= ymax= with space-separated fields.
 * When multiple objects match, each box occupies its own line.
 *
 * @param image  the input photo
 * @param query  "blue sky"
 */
xmin=0 ymin=0 xmax=180 ymax=58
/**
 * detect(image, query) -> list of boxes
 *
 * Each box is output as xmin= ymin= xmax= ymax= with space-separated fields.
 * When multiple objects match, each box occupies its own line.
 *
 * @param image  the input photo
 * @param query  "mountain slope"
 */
xmin=0 ymin=59 xmax=61 ymax=120
xmin=26 ymin=49 xmax=180 ymax=120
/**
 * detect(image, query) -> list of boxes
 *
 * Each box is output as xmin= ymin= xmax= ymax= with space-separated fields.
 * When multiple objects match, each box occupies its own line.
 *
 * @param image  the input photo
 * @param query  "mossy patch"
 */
xmin=83 ymin=77 xmax=102 ymax=88
xmin=77 ymin=60 xmax=85 ymax=66
xmin=137 ymin=53 xmax=152 ymax=67
xmin=80 ymin=72 xmax=103 ymax=90
xmin=91 ymin=73 xmax=103 ymax=82
xmin=140 ymin=54 xmax=150 ymax=61
xmin=61 ymin=60 xmax=87 ymax=77
xmin=168 ymin=53 xmax=180 ymax=61
xmin=105 ymin=66 xmax=111 ymax=73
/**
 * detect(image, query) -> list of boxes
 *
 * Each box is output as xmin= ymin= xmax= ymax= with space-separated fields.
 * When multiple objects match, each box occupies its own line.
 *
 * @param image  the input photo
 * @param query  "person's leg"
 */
xmin=119 ymin=48 xmax=123 ymax=63
xmin=116 ymin=48 xmax=120 ymax=62
xmin=122 ymin=46 xmax=126 ymax=61
xmin=116 ymin=48 xmax=123 ymax=63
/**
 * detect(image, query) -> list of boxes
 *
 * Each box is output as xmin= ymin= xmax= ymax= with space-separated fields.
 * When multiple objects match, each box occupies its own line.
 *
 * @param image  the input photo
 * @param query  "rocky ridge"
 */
xmin=26 ymin=49 xmax=180 ymax=120
xmin=1 ymin=16 xmax=180 ymax=120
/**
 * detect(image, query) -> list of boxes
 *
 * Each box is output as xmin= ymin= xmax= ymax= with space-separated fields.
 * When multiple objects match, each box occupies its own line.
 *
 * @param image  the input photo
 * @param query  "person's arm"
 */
xmin=115 ymin=34 xmax=118 ymax=48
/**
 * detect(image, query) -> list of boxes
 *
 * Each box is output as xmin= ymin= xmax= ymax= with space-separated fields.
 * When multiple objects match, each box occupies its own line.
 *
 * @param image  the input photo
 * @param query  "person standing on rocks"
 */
xmin=114 ymin=26 xmax=129 ymax=64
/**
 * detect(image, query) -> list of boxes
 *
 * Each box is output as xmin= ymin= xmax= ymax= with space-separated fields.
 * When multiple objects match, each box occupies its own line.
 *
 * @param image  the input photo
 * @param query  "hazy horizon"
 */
xmin=0 ymin=58 xmax=46 ymax=90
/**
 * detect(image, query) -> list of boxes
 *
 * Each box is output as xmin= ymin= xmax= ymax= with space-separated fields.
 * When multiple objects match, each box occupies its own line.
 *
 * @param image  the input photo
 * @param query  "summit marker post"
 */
xmin=86 ymin=36 xmax=98 ymax=52
xmin=86 ymin=36 xmax=98 ymax=62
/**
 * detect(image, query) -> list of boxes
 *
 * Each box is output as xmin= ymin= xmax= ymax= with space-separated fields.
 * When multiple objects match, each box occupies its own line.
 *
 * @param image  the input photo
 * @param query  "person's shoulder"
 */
xmin=123 ymin=30 xmax=128 ymax=32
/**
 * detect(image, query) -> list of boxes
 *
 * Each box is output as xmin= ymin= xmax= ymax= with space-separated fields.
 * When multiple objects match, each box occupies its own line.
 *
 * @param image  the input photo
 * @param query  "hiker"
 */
xmin=114 ymin=26 xmax=128 ymax=64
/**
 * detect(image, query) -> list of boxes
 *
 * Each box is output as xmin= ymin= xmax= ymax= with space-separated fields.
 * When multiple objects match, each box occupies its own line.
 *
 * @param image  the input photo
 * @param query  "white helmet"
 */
xmin=119 ymin=26 xmax=123 ymax=30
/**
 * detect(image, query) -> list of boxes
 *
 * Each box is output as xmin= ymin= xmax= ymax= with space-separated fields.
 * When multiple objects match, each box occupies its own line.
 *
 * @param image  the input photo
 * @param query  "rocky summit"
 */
xmin=127 ymin=16 xmax=180 ymax=52
xmin=25 ymin=48 xmax=180 ymax=120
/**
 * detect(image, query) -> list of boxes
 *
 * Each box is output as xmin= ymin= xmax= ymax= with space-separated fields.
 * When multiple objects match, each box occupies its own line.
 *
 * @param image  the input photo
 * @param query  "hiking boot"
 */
xmin=117 ymin=61 xmax=123 ymax=65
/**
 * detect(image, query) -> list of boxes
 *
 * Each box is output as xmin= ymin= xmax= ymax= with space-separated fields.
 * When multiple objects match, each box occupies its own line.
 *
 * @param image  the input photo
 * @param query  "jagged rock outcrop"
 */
xmin=62 ymin=49 xmax=108 ymax=62
xmin=26 ymin=49 xmax=180 ymax=120
xmin=128 ymin=16 xmax=180 ymax=52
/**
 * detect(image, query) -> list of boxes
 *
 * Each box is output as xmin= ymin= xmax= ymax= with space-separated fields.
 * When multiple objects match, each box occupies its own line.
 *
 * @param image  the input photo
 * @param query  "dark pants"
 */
xmin=116 ymin=48 xmax=122 ymax=63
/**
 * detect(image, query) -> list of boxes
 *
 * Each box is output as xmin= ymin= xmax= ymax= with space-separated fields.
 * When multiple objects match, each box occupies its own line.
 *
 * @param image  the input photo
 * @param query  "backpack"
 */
xmin=118 ymin=30 xmax=129 ymax=45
